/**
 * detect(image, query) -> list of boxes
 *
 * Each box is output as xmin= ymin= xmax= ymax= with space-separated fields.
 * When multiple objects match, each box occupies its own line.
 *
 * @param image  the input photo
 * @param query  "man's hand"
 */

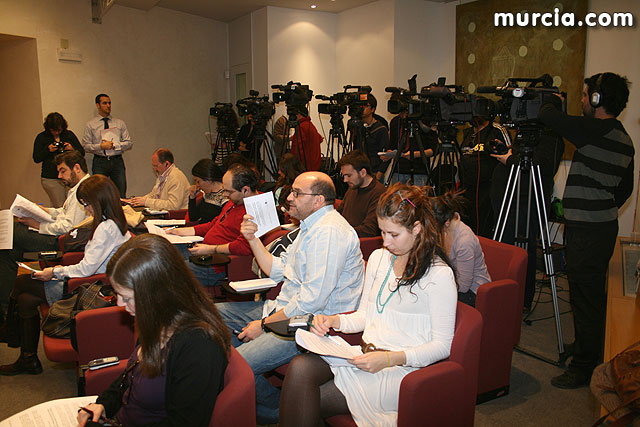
xmin=490 ymin=148 xmax=512 ymax=165
xmin=240 ymin=214 xmax=258 ymax=241
xmin=17 ymin=217 xmax=40 ymax=230
xmin=349 ymin=351 xmax=391 ymax=373
xmin=188 ymin=244 xmax=214 ymax=256
xmin=126 ymin=196 xmax=147 ymax=207
xmin=33 ymin=267 xmax=55 ymax=281
xmin=238 ymin=319 xmax=263 ymax=342
xmin=100 ymin=140 xmax=114 ymax=150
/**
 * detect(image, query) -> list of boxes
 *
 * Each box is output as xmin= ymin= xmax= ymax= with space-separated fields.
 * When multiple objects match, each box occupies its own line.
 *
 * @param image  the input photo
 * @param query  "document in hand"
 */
xmin=243 ymin=192 xmax=280 ymax=238
xmin=10 ymin=194 xmax=53 ymax=223
xmin=145 ymin=222 xmax=204 ymax=244
xmin=295 ymin=329 xmax=363 ymax=360
xmin=0 ymin=395 xmax=97 ymax=426
xmin=0 ymin=210 xmax=12 ymax=250
xmin=229 ymin=278 xmax=277 ymax=292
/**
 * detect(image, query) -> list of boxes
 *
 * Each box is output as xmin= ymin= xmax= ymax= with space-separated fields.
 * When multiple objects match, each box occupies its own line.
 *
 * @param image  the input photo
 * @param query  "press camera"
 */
xmin=236 ymin=90 xmax=275 ymax=121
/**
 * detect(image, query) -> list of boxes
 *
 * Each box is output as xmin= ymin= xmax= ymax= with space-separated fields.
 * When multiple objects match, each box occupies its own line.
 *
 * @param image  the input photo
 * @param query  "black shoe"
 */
xmin=0 ymin=353 xmax=43 ymax=376
xmin=550 ymin=369 xmax=590 ymax=389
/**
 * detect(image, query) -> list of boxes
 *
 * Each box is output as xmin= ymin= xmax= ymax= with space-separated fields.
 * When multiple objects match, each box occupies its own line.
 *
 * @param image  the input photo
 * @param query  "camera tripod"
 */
xmin=250 ymin=118 xmax=279 ymax=179
xmin=429 ymin=124 xmax=464 ymax=196
xmin=383 ymin=118 xmax=434 ymax=188
xmin=323 ymin=110 xmax=349 ymax=176
xmin=493 ymin=127 xmax=566 ymax=366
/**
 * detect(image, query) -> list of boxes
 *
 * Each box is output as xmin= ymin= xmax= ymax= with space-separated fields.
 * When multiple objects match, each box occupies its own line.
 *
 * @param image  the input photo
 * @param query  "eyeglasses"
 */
xmin=79 ymin=200 xmax=89 ymax=207
xmin=290 ymin=190 xmax=321 ymax=198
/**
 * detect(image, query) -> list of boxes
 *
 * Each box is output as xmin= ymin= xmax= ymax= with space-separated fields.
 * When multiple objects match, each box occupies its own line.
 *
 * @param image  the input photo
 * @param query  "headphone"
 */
xmin=589 ymin=74 xmax=604 ymax=108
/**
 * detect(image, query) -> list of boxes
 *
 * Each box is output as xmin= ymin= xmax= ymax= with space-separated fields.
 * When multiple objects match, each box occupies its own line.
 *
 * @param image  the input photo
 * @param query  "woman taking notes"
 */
xmin=279 ymin=183 xmax=458 ymax=427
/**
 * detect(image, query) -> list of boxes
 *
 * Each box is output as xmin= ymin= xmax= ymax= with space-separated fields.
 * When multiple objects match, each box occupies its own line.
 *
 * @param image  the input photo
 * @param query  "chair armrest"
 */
xmin=62 ymin=251 xmax=84 ymax=266
xmin=398 ymin=361 xmax=467 ymax=427
xmin=84 ymin=359 xmax=128 ymax=396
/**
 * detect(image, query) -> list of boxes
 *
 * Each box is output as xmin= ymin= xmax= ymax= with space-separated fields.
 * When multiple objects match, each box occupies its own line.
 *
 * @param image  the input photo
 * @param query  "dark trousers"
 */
xmin=565 ymin=221 xmax=617 ymax=375
xmin=92 ymin=155 xmax=126 ymax=197
xmin=0 ymin=223 xmax=57 ymax=307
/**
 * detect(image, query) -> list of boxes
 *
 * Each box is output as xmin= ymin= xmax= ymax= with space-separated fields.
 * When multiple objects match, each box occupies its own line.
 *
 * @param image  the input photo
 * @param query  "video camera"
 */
xmin=236 ymin=90 xmax=276 ymax=121
xmin=209 ymin=102 xmax=238 ymax=135
xmin=272 ymin=82 xmax=313 ymax=106
xmin=477 ymin=74 xmax=566 ymax=127
xmin=316 ymin=85 xmax=372 ymax=118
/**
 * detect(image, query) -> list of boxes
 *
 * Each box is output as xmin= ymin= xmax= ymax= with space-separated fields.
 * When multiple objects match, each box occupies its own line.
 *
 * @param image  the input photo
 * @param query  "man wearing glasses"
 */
xmin=168 ymin=164 xmax=258 ymax=287
xmin=217 ymin=171 xmax=365 ymax=425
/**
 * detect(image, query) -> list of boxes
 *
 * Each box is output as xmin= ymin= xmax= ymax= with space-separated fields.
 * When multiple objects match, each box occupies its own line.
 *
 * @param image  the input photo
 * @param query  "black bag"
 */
xmin=62 ymin=226 xmax=93 ymax=253
xmin=41 ymin=281 xmax=115 ymax=342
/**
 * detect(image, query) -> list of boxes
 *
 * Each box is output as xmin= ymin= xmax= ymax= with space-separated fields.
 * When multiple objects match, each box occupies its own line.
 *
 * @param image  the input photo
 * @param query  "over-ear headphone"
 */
xmin=590 ymin=74 xmax=604 ymax=108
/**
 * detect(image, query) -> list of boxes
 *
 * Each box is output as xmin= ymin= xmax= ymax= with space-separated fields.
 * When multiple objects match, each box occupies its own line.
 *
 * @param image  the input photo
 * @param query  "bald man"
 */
xmin=217 ymin=171 xmax=365 ymax=424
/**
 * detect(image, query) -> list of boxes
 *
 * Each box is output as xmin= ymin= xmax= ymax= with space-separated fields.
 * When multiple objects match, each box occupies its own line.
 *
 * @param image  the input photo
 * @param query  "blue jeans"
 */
xmin=92 ymin=154 xmax=127 ymax=198
xmin=175 ymin=244 xmax=225 ymax=287
xmin=216 ymin=301 xmax=301 ymax=424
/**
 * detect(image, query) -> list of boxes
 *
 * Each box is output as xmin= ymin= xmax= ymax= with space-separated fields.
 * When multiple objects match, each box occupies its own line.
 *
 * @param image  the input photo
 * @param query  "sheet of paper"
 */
xmin=0 ymin=395 xmax=97 ymax=426
xmin=320 ymin=355 xmax=356 ymax=368
xmin=16 ymin=262 xmax=41 ymax=273
xmin=101 ymin=127 xmax=122 ymax=157
xmin=0 ymin=210 xmax=13 ymax=250
xmin=145 ymin=219 xmax=186 ymax=226
xmin=145 ymin=222 xmax=204 ymax=244
xmin=243 ymin=192 xmax=280 ymax=238
xmin=144 ymin=208 xmax=169 ymax=215
xmin=9 ymin=194 xmax=53 ymax=224
xmin=295 ymin=329 xmax=363 ymax=359
xmin=229 ymin=278 xmax=277 ymax=292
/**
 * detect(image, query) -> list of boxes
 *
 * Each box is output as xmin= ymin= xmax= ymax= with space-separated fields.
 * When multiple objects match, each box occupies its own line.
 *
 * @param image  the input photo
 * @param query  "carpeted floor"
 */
xmin=0 ymin=273 xmax=602 ymax=425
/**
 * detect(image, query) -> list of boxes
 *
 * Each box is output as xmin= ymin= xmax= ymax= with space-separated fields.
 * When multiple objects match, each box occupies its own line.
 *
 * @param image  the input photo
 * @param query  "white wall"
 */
xmin=0 ymin=0 xmax=228 ymax=201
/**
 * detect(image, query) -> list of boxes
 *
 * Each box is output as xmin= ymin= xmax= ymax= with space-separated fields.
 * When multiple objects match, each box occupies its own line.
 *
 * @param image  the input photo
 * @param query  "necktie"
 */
xmin=102 ymin=117 xmax=109 ymax=129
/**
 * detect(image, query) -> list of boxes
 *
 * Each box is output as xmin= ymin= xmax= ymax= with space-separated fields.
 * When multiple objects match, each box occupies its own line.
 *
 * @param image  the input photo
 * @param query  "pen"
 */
xmin=307 ymin=320 xmax=330 ymax=337
xmin=164 ymin=226 xmax=178 ymax=231
xmin=78 ymin=406 xmax=94 ymax=418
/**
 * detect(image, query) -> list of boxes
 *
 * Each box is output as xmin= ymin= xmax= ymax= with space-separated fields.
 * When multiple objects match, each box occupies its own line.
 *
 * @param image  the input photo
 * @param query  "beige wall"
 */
xmin=0 ymin=0 xmax=229 ymax=205
xmin=0 ymin=35 xmax=43 ymax=208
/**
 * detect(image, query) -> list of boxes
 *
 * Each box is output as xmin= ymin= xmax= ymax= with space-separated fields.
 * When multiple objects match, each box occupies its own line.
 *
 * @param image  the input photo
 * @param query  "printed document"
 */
xmin=243 ymin=192 xmax=280 ymax=238
xmin=0 ymin=395 xmax=97 ymax=426
xmin=295 ymin=329 xmax=363 ymax=360
xmin=145 ymin=222 xmax=204 ymax=244
xmin=0 ymin=210 xmax=12 ymax=250
xmin=9 ymin=195 xmax=53 ymax=223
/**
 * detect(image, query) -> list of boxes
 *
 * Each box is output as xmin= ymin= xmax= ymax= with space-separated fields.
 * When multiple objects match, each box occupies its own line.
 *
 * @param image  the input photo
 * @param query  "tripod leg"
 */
xmin=493 ymin=165 xmax=519 ymax=242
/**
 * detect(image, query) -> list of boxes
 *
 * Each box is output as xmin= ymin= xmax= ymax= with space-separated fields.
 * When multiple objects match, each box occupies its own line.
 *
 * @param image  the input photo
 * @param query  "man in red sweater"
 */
xmin=337 ymin=150 xmax=386 ymax=237
xmin=169 ymin=164 xmax=258 ymax=286
xmin=290 ymin=106 xmax=323 ymax=171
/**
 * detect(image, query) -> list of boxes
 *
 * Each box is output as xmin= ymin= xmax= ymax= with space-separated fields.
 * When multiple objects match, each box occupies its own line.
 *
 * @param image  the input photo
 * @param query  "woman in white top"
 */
xmin=0 ymin=174 xmax=130 ymax=376
xmin=279 ymin=183 xmax=458 ymax=427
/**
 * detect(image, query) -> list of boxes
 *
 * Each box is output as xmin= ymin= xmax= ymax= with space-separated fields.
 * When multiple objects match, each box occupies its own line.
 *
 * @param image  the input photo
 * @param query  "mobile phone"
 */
xmin=289 ymin=314 xmax=313 ymax=328
xmin=88 ymin=356 xmax=119 ymax=370
xmin=39 ymin=250 xmax=58 ymax=258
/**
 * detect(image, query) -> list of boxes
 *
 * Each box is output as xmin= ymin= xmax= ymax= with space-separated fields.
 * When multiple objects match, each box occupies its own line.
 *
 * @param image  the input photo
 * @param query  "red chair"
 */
xmin=85 ymin=347 xmax=256 ymax=427
xmin=226 ymin=228 xmax=289 ymax=283
xmin=325 ymin=302 xmax=483 ymax=427
xmin=167 ymin=209 xmax=187 ymax=220
xmin=475 ymin=236 xmax=528 ymax=403
xmin=359 ymin=236 xmax=382 ymax=261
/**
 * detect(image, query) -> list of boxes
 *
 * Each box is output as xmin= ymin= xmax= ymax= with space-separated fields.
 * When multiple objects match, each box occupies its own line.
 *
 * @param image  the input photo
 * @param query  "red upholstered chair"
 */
xmin=85 ymin=347 xmax=256 ymax=427
xmin=475 ymin=236 xmax=528 ymax=403
xmin=359 ymin=236 xmax=382 ymax=261
xmin=226 ymin=228 xmax=289 ymax=283
xmin=167 ymin=209 xmax=187 ymax=220
xmin=325 ymin=302 xmax=483 ymax=427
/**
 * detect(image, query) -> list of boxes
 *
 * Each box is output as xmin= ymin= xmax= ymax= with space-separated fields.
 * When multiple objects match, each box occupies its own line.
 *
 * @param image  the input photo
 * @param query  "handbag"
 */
xmin=62 ymin=226 xmax=93 ymax=253
xmin=41 ymin=281 xmax=115 ymax=340
xmin=591 ymin=340 xmax=640 ymax=426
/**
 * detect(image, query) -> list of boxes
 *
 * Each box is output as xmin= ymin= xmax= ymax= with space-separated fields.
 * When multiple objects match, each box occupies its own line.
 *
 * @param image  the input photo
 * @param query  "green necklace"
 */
xmin=376 ymin=255 xmax=398 ymax=314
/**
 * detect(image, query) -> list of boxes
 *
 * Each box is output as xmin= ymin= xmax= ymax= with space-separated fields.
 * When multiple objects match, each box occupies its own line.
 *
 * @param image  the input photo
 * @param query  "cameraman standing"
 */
xmin=33 ymin=112 xmax=85 ymax=207
xmin=539 ymin=72 xmax=633 ymax=389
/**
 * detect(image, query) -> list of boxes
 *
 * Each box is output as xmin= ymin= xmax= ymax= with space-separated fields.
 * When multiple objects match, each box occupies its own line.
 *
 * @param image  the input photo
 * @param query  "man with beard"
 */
xmin=217 ymin=171 xmax=364 ymax=424
xmin=0 ymin=150 xmax=89 ymax=317
xmin=123 ymin=148 xmax=190 ymax=210
xmin=336 ymin=150 xmax=386 ymax=237
xmin=539 ymin=72 xmax=634 ymax=389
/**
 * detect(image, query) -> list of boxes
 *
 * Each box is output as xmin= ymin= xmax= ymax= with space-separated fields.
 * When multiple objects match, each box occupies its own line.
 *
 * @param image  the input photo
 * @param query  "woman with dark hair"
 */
xmin=279 ymin=183 xmax=457 ymax=427
xmin=32 ymin=112 xmax=85 ymax=207
xmin=431 ymin=190 xmax=491 ymax=307
xmin=274 ymin=153 xmax=306 ymax=211
xmin=0 ymin=175 xmax=130 ymax=375
xmin=77 ymin=234 xmax=231 ymax=427
xmin=188 ymin=159 xmax=227 ymax=224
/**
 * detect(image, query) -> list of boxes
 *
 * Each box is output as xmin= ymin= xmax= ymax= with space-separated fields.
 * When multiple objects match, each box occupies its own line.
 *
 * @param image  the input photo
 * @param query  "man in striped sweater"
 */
xmin=539 ymin=72 xmax=634 ymax=389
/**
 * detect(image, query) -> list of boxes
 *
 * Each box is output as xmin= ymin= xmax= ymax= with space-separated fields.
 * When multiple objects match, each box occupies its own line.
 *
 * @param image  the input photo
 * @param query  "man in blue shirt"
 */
xmin=217 ymin=171 xmax=364 ymax=424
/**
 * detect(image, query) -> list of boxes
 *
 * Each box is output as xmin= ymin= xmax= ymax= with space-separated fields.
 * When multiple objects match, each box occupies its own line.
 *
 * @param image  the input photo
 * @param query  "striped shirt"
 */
xmin=539 ymin=103 xmax=634 ymax=225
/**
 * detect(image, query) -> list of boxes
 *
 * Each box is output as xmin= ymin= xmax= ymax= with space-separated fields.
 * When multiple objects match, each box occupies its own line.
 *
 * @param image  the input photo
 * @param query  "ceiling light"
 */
xmin=311 ymin=4 xmax=317 ymax=8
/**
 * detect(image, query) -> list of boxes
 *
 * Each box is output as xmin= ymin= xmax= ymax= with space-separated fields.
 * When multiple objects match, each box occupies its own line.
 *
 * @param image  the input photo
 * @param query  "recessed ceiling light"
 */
xmin=311 ymin=4 xmax=317 ymax=8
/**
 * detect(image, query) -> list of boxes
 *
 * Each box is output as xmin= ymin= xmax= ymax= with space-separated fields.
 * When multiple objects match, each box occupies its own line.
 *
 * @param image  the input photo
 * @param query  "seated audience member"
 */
xmin=124 ymin=148 xmax=190 ymax=210
xmin=279 ymin=183 xmax=457 ymax=427
xmin=32 ymin=112 xmax=85 ymax=207
xmin=431 ymin=190 xmax=491 ymax=307
xmin=0 ymin=150 xmax=89 ymax=316
xmin=218 ymin=171 xmax=364 ymax=424
xmin=188 ymin=159 xmax=226 ymax=224
xmin=274 ymin=153 xmax=305 ymax=221
xmin=168 ymin=164 xmax=256 ymax=286
xmin=0 ymin=175 xmax=130 ymax=374
xmin=290 ymin=106 xmax=323 ymax=172
xmin=337 ymin=150 xmax=386 ymax=237
xmin=77 ymin=234 xmax=230 ymax=427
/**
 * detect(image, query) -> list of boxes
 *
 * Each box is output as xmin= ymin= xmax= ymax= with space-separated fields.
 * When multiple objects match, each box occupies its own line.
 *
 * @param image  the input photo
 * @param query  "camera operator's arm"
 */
xmin=538 ymin=99 xmax=600 ymax=148
xmin=615 ymin=160 xmax=634 ymax=208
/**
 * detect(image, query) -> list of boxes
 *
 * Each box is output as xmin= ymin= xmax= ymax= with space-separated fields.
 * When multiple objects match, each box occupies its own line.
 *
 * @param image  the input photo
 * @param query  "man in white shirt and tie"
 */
xmin=82 ymin=94 xmax=132 ymax=197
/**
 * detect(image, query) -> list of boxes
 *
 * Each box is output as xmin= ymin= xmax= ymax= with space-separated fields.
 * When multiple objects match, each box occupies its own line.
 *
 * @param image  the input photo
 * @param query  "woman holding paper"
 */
xmin=0 ymin=175 xmax=130 ymax=375
xmin=77 ymin=234 xmax=230 ymax=427
xmin=279 ymin=183 xmax=457 ymax=427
